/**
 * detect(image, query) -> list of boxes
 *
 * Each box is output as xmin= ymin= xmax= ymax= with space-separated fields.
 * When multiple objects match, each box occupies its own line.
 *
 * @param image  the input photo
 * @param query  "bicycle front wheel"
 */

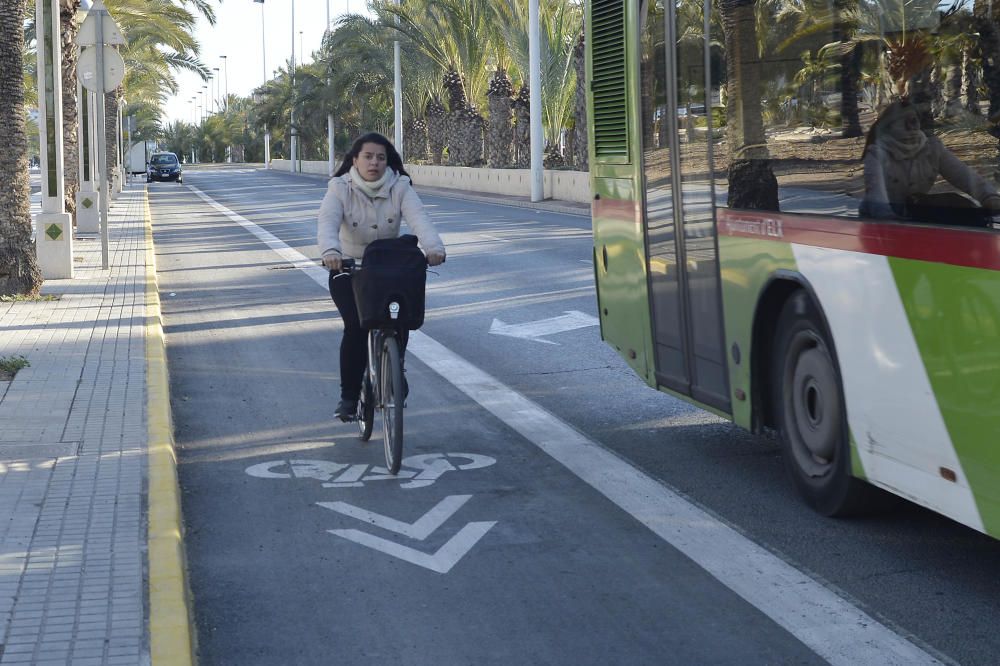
xmin=380 ymin=336 xmax=404 ymax=474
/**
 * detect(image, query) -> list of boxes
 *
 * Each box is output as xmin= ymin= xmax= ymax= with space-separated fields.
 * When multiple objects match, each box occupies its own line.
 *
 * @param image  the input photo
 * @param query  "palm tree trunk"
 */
xmin=0 ymin=0 xmax=43 ymax=296
xmin=512 ymin=84 xmax=530 ymax=168
xmin=839 ymin=47 xmax=863 ymax=137
xmin=945 ymin=61 xmax=964 ymax=117
xmin=105 ymin=90 xmax=119 ymax=189
xmin=426 ymin=97 xmax=446 ymax=165
xmin=720 ymin=0 xmax=778 ymax=210
xmin=60 ymin=0 xmax=81 ymax=222
xmin=964 ymin=47 xmax=981 ymax=114
xmin=486 ymin=67 xmax=513 ymax=168
xmin=834 ymin=0 xmax=862 ymax=138
xmin=572 ymin=31 xmax=588 ymax=171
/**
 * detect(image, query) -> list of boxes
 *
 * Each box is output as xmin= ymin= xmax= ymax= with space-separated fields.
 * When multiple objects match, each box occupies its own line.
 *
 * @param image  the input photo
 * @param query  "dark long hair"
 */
xmin=333 ymin=132 xmax=411 ymax=181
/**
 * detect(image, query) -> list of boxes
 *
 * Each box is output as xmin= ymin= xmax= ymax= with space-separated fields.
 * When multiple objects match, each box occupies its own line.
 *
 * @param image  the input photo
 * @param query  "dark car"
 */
xmin=146 ymin=152 xmax=183 ymax=183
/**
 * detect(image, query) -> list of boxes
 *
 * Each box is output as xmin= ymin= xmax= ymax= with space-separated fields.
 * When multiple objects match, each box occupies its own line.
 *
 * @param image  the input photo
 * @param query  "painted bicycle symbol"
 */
xmin=244 ymin=452 xmax=496 ymax=489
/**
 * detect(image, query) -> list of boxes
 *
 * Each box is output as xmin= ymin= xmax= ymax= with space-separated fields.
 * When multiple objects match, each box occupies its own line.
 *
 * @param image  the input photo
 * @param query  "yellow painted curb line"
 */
xmin=144 ymin=189 xmax=197 ymax=665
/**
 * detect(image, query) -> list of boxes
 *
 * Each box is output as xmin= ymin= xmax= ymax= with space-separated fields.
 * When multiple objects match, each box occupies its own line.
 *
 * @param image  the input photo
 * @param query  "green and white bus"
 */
xmin=586 ymin=0 xmax=1000 ymax=534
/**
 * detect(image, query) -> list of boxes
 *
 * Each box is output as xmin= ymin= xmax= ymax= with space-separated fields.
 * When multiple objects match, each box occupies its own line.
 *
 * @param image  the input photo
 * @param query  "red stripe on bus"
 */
xmin=718 ymin=209 xmax=1000 ymax=271
xmin=593 ymin=197 xmax=639 ymax=222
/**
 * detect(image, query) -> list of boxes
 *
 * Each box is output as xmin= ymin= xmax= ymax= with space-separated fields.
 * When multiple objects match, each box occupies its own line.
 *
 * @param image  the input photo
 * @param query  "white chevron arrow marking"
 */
xmin=329 ymin=521 xmax=496 ymax=574
xmin=318 ymin=494 xmax=472 ymax=540
xmin=321 ymin=495 xmax=497 ymax=573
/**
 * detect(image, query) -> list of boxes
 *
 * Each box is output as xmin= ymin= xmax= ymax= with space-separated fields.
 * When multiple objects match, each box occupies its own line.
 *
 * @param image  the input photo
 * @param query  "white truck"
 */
xmin=126 ymin=140 xmax=156 ymax=175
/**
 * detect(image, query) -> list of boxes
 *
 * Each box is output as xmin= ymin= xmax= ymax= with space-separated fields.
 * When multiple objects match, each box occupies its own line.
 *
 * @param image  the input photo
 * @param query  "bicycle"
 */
xmin=337 ymin=257 xmax=421 ymax=475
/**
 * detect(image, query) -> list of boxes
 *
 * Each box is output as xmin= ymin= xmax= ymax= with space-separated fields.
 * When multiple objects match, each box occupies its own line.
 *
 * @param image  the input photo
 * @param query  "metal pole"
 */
xmin=328 ymin=114 xmax=335 ymax=176
xmin=221 ymin=55 xmax=228 ymax=108
xmin=290 ymin=0 xmax=297 ymax=173
xmin=528 ymin=0 xmax=545 ymax=201
xmin=119 ymin=104 xmax=126 ymax=185
xmin=95 ymin=13 xmax=110 ymax=268
xmin=258 ymin=0 xmax=271 ymax=169
xmin=393 ymin=0 xmax=402 ymax=157
xmin=529 ymin=0 xmax=543 ymax=202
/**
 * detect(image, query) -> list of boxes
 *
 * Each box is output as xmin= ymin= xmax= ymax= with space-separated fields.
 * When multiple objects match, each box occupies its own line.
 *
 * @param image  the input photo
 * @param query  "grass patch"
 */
xmin=0 ymin=355 xmax=29 ymax=381
xmin=0 ymin=293 xmax=60 ymax=302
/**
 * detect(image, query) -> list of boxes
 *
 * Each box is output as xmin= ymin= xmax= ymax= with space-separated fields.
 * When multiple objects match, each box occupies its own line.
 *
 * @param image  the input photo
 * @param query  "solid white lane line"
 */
xmin=183 ymin=183 xmax=943 ymax=666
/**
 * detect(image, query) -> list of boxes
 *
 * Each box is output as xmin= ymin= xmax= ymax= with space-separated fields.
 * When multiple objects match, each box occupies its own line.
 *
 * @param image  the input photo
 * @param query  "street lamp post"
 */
xmin=35 ymin=0 xmax=74 ymax=277
xmin=289 ymin=0 xmax=297 ymax=173
xmin=212 ymin=69 xmax=220 ymax=112
xmin=529 ymin=0 xmax=543 ymax=201
xmin=393 ymin=0 xmax=402 ymax=157
xmin=251 ymin=0 xmax=270 ymax=169
xmin=220 ymin=55 xmax=229 ymax=110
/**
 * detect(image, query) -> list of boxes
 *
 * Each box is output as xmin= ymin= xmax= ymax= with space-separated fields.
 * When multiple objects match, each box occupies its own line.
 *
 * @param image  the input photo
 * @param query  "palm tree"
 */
xmin=492 ymin=0 xmax=583 ymax=165
xmin=775 ymin=0 xmax=864 ymax=136
xmin=374 ymin=0 xmax=499 ymax=165
xmin=1 ymin=0 xmax=43 ymax=296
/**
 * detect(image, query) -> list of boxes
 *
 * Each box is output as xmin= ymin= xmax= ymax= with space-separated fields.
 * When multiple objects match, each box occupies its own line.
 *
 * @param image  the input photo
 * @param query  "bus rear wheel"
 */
xmin=773 ymin=291 xmax=871 ymax=516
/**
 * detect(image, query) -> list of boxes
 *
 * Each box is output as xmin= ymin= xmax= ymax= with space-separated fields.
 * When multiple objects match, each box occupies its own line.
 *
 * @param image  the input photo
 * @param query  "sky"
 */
xmin=163 ymin=0 xmax=370 ymax=125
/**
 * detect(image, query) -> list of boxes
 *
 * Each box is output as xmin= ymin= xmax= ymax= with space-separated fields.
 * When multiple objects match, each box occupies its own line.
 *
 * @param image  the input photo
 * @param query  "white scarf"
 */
xmin=350 ymin=166 xmax=392 ymax=198
xmin=879 ymin=129 xmax=927 ymax=162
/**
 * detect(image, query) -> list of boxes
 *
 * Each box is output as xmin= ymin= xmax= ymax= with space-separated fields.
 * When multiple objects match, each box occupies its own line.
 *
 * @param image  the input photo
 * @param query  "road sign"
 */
xmin=77 ymin=46 xmax=125 ymax=93
xmin=76 ymin=4 xmax=125 ymax=46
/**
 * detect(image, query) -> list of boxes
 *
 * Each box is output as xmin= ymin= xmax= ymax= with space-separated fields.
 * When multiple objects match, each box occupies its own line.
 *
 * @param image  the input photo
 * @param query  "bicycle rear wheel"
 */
xmin=357 ymin=371 xmax=375 ymax=442
xmin=380 ymin=336 xmax=404 ymax=474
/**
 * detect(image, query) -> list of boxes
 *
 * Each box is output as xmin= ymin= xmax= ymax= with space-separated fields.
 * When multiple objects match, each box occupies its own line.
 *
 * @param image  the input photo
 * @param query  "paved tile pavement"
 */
xmin=1 ymin=185 xmax=152 ymax=665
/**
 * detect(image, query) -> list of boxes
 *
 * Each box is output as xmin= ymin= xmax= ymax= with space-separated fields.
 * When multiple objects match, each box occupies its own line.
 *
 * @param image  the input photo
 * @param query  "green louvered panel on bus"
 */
xmin=591 ymin=0 xmax=628 ymax=160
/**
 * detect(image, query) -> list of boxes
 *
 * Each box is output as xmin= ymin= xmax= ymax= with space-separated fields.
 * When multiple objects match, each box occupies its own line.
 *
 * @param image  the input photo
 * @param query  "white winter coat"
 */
xmin=861 ymin=136 xmax=1000 ymax=217
xmin=317 ymin=169 xmax=444 ymax=261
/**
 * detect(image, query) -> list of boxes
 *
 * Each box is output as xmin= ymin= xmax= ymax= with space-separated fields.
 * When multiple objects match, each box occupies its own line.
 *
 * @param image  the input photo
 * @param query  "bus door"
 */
xmin=641 ymin=0 xmax=730 ymax=412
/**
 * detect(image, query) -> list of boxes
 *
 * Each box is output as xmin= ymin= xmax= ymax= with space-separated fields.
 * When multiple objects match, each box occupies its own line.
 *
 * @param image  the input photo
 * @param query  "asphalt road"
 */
xmin=150 ymin=164 xmax=1000 ymax=665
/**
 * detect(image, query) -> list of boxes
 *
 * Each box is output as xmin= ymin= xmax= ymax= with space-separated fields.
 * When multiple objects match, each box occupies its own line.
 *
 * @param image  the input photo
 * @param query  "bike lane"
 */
xmin=149 ymin=169 xmax=936 ymax=665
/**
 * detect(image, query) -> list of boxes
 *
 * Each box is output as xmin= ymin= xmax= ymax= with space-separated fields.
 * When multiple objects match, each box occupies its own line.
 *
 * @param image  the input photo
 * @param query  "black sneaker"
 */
xmin=335 ymin=398 xmax=358 ymax=422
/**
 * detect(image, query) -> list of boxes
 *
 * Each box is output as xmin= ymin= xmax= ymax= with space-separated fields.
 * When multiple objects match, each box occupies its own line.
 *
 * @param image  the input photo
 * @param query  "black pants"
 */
xmin=328 ymin=271 xmax=408 ymax=401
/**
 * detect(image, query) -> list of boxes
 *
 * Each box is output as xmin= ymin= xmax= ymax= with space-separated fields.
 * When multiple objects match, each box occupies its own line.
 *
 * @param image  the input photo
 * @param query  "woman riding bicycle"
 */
xmin=318 ymin=132 xmax=446 ymax=421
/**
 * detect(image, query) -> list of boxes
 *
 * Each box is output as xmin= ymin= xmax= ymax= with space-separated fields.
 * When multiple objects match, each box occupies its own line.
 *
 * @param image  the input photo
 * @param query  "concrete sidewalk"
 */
xmin=0 ymin=185 xmax=191 ymax=665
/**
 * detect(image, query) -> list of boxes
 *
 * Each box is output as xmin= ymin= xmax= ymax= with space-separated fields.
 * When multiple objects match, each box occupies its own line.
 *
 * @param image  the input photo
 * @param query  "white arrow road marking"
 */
xmin=318 ymin=494 xmax=472 ymax=540
xmin=488 ymin=310 xmax=599 ymax=345
xmin=329 ymin=522 xmax=496 ymax=575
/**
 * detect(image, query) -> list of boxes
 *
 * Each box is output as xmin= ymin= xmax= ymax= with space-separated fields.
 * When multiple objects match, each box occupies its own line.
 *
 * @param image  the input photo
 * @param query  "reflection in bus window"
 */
xmin=860 ymin=99 xmax=1000 ymax=226
xmin=712 ymin=0 xmax=1000 ymax=226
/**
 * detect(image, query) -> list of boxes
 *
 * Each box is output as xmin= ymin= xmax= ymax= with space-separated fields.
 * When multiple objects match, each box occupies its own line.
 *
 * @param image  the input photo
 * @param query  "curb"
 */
xmin=143 ymin=188 xmax=197 ymax=665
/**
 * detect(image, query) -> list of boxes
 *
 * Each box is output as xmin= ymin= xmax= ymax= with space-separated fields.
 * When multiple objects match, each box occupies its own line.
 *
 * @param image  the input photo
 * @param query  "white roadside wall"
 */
xmin=269 ymin=160 xmax=591 ymax=205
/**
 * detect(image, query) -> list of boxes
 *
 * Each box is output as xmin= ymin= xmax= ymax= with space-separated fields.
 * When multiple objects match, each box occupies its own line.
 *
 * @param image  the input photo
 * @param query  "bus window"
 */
xmin=712 ymin=0 xmax=1000 ymax=227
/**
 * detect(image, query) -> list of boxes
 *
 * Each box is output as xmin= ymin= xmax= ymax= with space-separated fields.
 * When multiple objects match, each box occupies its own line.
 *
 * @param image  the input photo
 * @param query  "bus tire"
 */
xmin=772 ymin=291 xmax=871 ymax=516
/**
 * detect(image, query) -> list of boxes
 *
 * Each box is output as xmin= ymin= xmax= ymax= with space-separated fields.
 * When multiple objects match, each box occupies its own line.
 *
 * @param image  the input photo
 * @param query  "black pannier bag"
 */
xmin=352 ymin=235 xmax=428 ymax=330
